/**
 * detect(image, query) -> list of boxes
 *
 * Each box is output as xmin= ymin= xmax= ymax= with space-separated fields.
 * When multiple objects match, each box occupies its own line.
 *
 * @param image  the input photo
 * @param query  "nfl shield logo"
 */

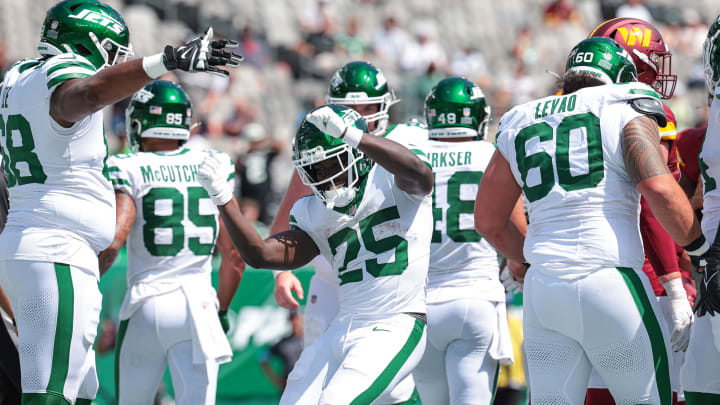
xmin=149 ymin=106 xmax=162 ymax=115
xmin=463 ymin=108 xmax=471 ymax=116
xmin=311 ymin=295 xmax=317 ymax=304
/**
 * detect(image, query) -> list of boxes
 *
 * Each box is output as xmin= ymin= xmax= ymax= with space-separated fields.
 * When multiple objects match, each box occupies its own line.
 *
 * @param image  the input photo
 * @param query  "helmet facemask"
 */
xmin=294 ymin=144 xmax=367 ymax=209
xmin=704 ymin=16 xmax=720 ymax=93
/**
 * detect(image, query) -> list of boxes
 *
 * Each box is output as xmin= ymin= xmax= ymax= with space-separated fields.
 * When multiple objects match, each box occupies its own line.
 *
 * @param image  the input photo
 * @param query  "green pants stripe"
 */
xmin=685 ymin=391 xmax=720 ymax=404
xmin=115 ymin=320 xmax=129 ymax=404
xmin=48 ymin=263 xmax=74 ymax=394
xmin=490 ymin=362 xmax=500 ymax=403
xmin=350 ymin=319 xmax=425 ymax=405
xmin=617 ymin=267 xmax=671 ymax=405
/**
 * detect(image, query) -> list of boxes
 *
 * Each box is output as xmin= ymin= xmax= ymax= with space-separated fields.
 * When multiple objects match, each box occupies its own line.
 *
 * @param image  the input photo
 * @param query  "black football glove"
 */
xmin=688 ymin=232 xmax=720 ymax=317
xmin=163 ymin=27 xmax=243 ymax=77
xmin=218 ymin=310 xmax=230 ymax=334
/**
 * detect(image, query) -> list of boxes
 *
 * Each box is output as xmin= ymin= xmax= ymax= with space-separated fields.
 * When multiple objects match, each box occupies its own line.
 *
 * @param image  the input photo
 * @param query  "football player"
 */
xmin=678 ymin=15 xmax=720 ymax=403
xmin=475 ymin=37 xmax=713 ymax=403
xmin=99 ymin=80 xmax=244 ymax=404
xmin=270 ymin=61 xmax=423 ymax=403
xmin=197 ymin=104 xmax=434 ymax=404
xmin=586 ymin=18 xmax=692 ymax=405
xmin=0 ymin=0 xmax=240 ymax=403
xmin=410 ymin=77 xmax=526 ymax=404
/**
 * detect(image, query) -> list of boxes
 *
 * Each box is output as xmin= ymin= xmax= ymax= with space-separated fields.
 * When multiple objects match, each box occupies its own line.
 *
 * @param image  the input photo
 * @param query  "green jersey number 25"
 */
xmin=328 ymin=206 xmax=408 ymax=286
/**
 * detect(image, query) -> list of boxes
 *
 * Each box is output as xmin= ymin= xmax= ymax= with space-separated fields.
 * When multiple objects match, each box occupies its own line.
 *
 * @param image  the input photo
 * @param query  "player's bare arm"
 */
xmin=98 ymin=191 xmax=136 ymax=276
xmin=218 ymin=198 xmax=320 ymax=269
xmin=51 ymin=28 xmax=242 ymax=126
xmin=622 ymin=115 xmax=702 ymax=246
xmin=216 ymin=217 xmax=245 ymax=312
xmin=355 ymin=134 xmax=433 ymax=195
xmin=269 ymin=172 xmax=310 ymax=309
xmin=474 ymin=150 xmax=527 ymax=263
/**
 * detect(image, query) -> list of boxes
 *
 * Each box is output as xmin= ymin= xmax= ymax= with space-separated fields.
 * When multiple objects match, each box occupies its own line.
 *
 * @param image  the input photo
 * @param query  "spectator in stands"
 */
xmin=259 ymin=309 xmax=304 ymax=390
xmin=543 ymin=0 xmax=583 ymax=28
xmin=335 ymin=17 xmax=368 ymax=59
xmin=451 ymin=46 xmax=491 ymax=89
xmin=235 ymin=123 xmax=283 ymax=225
xmin=616 ymin=0 xmax=653 ymax=23
xmin=510 ymin=25 xmax=540 ymax=67
xmin=400 ymin=19 xmax=447 ymax=74
xmin=239 ymin=25 xmax=271 ymax=69
xmin=372 ymin=16 xmax=412 ymax=65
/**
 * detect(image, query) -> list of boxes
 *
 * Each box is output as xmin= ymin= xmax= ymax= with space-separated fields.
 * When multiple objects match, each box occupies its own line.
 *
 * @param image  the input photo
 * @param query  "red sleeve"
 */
xmin=676 ymin=126 xmax=706 ymax=183
xmin=639 ymin=197 xmax=680 ymax=279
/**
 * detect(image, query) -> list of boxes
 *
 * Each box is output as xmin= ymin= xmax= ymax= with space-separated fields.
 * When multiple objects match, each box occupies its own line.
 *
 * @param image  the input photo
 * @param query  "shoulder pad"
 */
xmin=629 ymin=97 xmax=667 ymax=127
xmin=42 ymin=53 xmax=97 ymax=90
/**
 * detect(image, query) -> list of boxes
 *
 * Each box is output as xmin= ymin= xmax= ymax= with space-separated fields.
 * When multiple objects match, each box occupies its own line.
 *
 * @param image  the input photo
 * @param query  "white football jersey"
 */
xmin=0 ymin=53 xmax=114 ymax=271
xmin=106 ymin=148 xmax=234 ymax=288
xmin=496 ymin=82 xmax=661 ymax=278
xmin=420 ymin=139 xmax=504 ymax=302
xmin=700 ymin=90 xmax=720 ymax=241
xmin=289 ymin=163 xmax=433 ymax=316
xmin=295 ymin=121 xmax=429 ymax=286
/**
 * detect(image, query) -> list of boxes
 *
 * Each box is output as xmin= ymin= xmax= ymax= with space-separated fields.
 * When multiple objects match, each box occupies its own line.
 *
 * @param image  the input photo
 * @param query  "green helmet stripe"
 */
xmin=47 ymin=72 xmax=92 ymax=89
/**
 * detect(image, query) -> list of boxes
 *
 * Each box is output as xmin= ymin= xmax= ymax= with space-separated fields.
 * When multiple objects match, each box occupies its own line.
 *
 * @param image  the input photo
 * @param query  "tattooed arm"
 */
xmin=622 ymin=115 xmax=702 ymax=246
xmin=98 ymin=192 xmax=136 ymax=276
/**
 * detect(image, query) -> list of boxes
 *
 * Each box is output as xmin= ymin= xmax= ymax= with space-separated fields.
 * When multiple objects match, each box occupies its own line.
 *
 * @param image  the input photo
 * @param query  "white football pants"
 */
xmin=413 ymin=297 xmax=500 ymax=404
xmin=0 ymin=260 xmax=100 ymax=403
xmin=523 ymin=266 xmax=672 ymax=404
xmin=280 ymin=312 xmax=425 ymax=405
xmin=115 ymin=288 xmax=218 ymax=405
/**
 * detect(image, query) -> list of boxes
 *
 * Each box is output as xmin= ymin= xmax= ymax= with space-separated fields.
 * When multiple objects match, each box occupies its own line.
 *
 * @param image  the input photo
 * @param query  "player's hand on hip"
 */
xmin=163 ymin=27 xmax=243 ymax=77
xmin=198 ymin=153 xmax=233 ymax=205
xmin=274 ymin=271 xmax=304 ymax=310
xmin=500 ymin=263 xmax=522 ymax=294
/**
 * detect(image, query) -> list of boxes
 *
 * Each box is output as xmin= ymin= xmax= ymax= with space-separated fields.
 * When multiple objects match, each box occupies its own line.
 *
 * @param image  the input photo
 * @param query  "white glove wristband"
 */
xmin=663 ymin=277 xmax=686 ymax=300
xmin=210 ymin=187 xmax=233 ymax=206
xmin=342 ymin=126 xmax=364 ymax=148
xmin=142 ymin=53 xmax=169 ymax=79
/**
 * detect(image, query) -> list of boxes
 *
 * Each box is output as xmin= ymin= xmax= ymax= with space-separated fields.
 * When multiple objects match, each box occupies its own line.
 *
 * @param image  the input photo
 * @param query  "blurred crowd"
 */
xmin=0 ymin=0 xmax=715 ymax=227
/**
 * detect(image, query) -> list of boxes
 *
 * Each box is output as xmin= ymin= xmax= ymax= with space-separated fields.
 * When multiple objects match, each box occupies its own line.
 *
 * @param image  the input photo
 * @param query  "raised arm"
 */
xmin=51 ymin=28 xmax=242 ymax=126
xmin=306 ymin=106 xmax=433 ymax=196
xmin=98 ymin=191 xmax=136 ymax=276
xmin=198 ymin=153 xmax=320 ymax=270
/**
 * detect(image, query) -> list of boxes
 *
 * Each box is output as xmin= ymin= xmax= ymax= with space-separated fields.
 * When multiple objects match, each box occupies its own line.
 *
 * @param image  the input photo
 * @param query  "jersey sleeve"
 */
xmin=106 ymin=154 xmax=133 ymax=195
xmin=41 ymin=53 xmax=97 ymax=93
xmin=676 ymin=127 xmax=705 ymax=182
xmin=288 ymin=197 xmax=311 ymax=233
xmin=659 ymin=104 xmax=677 ymax=141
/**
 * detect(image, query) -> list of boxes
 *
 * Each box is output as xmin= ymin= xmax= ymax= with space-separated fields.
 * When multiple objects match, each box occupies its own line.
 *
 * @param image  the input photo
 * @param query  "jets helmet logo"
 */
xmin=68 ymin=9 xmax=125 ymax=35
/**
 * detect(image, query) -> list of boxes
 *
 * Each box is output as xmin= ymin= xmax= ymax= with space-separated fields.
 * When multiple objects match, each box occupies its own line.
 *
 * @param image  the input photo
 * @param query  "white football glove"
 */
xmin=663 ymin=277 xmax=694 ymax=351
xmin=305 ymin=106 xmax=364 ymax=147
xmin=198 ymin=153 xmax=233 ymax=205
xmin=500 ymin=264 xmax=522 ymax=294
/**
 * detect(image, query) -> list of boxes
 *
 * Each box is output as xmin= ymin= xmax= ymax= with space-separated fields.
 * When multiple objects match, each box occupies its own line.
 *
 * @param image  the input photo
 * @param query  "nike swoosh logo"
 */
xmin=372 ymin=327 xmax=390 ymax=332
xmin=705 ymin=271 xmax=719 ymax=287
